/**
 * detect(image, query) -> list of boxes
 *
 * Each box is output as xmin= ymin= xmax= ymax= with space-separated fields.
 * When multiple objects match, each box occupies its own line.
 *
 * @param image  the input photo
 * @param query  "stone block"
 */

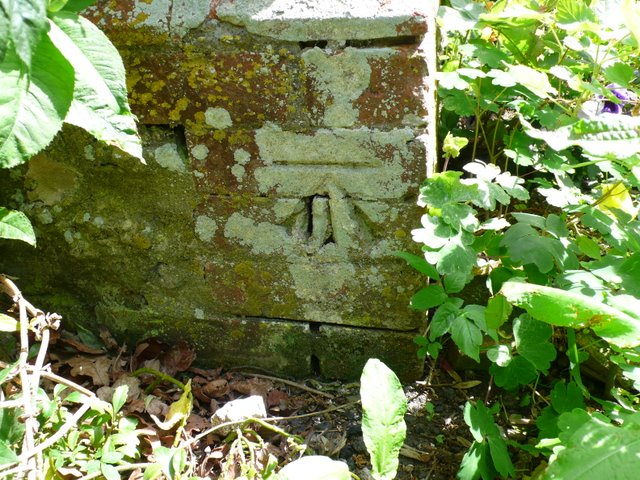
xmin=187 ymin=125 xmax=426 ymax=199
xmin=203 ymin=257 xmax=424 ymax=330
xmin=96 ymin=305 xmax=315 ymax=377
xmin=316 ymin=324 xmax=423 ymax=381
xmin=121 ymin=47 xmax=305 ymax=126
xmin=216 ymin=0 xmax=430 ymax=41
xmin=302 ymin=46 xmax=428 ymax=128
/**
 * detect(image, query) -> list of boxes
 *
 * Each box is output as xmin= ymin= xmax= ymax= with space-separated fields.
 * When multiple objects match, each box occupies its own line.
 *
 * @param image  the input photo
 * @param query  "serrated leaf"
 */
xmin=49 ymin=13 xmax=143 ymax=161
xmin=4 ymin=0 xmax=48 ymax=69
xmin=278 ymin=456 xmax=351 ymax=480
xmin=0 ymin=208 xmax=36 ymax=245
xmin=604 ymin=62 xmax=635 ymax=86
xmin=500 ymin=281 xmax=640 ymax=348
xmin=506 ymin=64 xmax=557 ymax=99
xmin=360 ymin=359 xmax=407 ymax=480
xmin=0 ymin=35 xmax=74 ymax=167
xmin=395 ymin=251 xmax=439 ymax=280
xmin=501 ymin=223 xmax=564 ymax=273
xmin=410 ymin=285 xmax=447 ymax=310
xmin=514 ymin=315 xmax=556 ymax=371
xmin=425 ymin=233 xmax=476 ymax=281
xmin=491 ymin=356 xmax=537 ymax=390
xmin=451 ymin=314 xmax=482 ymax=362
xmin=429 ymin=299 xmax=464 ymax=340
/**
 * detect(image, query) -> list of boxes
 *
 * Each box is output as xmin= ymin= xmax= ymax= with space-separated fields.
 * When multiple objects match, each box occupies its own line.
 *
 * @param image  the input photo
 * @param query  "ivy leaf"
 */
xmin=490 ymin=355 xmax=537 ymax=390
xmin=0 ymin=35 xmax=74 ymax=167
xmin=49 ymin=13 xmax=143 ymax=161
xmin=514 ymin=314 xmax=556 ymax=372
xmin=451 ymin=313 xmax=483 ymax=362
xmin=0 ymin=208 xmax=36 ymax=246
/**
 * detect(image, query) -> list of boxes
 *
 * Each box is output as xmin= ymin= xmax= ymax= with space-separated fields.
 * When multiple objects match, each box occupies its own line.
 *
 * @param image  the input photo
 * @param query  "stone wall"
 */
xmin=0 ymin=0 xmax=436 ymax=379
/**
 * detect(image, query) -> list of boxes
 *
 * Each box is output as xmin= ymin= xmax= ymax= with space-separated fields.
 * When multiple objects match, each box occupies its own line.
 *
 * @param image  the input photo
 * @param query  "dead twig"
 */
xmin=235 ymin=371 xmax=335 ymax=399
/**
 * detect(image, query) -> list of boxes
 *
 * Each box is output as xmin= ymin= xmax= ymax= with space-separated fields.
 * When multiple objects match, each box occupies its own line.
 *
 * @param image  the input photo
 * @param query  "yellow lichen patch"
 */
xmin=213 ymin=130 xmax=227 ymax=141
xmin=150 ymin=80 xmax=166 ymax=93
xmin=169 ymin=98 xmax=189 ymax=122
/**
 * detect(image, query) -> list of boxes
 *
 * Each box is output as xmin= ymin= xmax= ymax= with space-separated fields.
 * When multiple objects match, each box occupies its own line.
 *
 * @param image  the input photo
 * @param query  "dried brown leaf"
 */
xmin=67 ymin=355 xmax=111 ymax=386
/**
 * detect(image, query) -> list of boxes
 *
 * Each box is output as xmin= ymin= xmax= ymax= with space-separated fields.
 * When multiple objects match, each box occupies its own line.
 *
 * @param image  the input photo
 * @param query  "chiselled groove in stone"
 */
xmin=345 ymin=35 xmax=419 ymax=47
xmin=270 ymin=159 xmax=381 ymax=167
xmin=238 ymin=315 xmax=420 ymax=334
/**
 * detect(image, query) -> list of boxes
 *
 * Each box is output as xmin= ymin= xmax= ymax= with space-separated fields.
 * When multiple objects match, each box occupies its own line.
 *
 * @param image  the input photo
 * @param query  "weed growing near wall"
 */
xmin=406 ymin=0 xmax=640 ymax=477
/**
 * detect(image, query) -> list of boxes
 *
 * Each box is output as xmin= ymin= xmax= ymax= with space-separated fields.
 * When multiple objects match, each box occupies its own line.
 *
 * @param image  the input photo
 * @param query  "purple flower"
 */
xmin=599 ymin=83 xmax=633 ymax=115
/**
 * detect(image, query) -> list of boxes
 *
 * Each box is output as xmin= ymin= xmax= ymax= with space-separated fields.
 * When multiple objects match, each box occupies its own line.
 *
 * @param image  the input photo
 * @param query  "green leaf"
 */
xmin=485 ymin=295 xmax=512 ymax=329
xmin=429 ymin=298 xmax=464 ymax=339
xmin=521 ymin=114 xmax=640 ymax=159
xmin=490 ymin=356 xmax=537 ymax=390
xmin=514 ymin=315 xmax=556 ymax=372
xmin=151 ymin=380 xmax=192 ymax=431
xmin=577 ymin=236 xmax=601 ymax=259
xmin=111 ymin=385 xmax=128 ymax=415
xmin=450 ymin=313 xmax=482 ymax=362
xmin=622 ymin=0 xmax=640 ymax=46
xmin=143 ymin=463 xmax=163 ymax=480
xmin=0 ymin=208 xmax=36 ymax=245
xmin=0 ymin=313 xmax=17 ymax=332
xmin=0 ymin=360 xmax=17 ymax=384
xmin=443 ymin=132 xmax=469 ymax=159
xmin=604 ymin=63 xmax=635 ymax=87
xmin=100 ymin=462 xmax=120 ymax=480
xmin=278 ymin=456 xmax=351 ymax=480
xmin=425 ymin=233 xmax=476 ymax=281
xmin=395 ymin=251 xmax=440 ymax=280
xmin=544 ymin=412 xmax=640 ymax=479
xmin=61 ymin=0 xmax=95 ymax=11
xmin=486 ymin=345 xmax=511 ymax=366
xmin=500 ymin=281 xmax=640 ymax=348
xmin=3 ymin=0 xmax=48 ymax=68
xmin=0 ymin=35 xmax=74 ymax=167
xmin=506 ymin=64 xmax=557 ymax=99
xmin=501 ymin=223 xmax=564 ymax=273
xmin=49 ymin=13 xmax=143 ymax=161
xmin=0 ymin=5 xmax=9 ymax=63
xmin=0 ymin=439 xmax=18 ymax=465
xmin=410 ymin=285 xmax=447 ymax=310
xmin=360 ymin=359 xmax=407 ymax=480
xmin=458 ymin=442 xmax=496 ymax=480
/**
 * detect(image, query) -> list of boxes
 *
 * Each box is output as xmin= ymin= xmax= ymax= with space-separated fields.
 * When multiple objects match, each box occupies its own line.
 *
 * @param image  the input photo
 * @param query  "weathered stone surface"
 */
xmin=0 ymin=1 xmax=435 ymax=380
xmin=317 ymin=324 xmax=422 ymax=381
xmin=216 ymin=0 xmax=429 ymax=41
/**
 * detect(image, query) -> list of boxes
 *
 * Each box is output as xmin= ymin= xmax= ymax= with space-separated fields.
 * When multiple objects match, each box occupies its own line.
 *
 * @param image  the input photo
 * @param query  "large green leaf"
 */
xmin=360 ymin=359 xmax=407 ymax=480
xmin=2 ymin=0 xmax=48 ymax=68
xmin=49 ymin=13 xmax=143 ymax=161
xmin=514 ymin=315 xmax=556 ymax=372
xmin=521 ymin=114 xmax=640 ymax=159
xmin=500 ymin=281 xmax=640 ymax=348
xmin=0 ymin=207 xmax=35 ymax=245
xmin=0 ymin=34 xmax=74 ymax=167
xmin=543 ymin=412 xmax=640 ymax=479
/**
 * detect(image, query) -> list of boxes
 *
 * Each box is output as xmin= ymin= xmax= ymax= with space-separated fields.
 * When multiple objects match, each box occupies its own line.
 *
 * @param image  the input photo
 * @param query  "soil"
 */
xmin=33 ymin=330 xmax=544 ymax=479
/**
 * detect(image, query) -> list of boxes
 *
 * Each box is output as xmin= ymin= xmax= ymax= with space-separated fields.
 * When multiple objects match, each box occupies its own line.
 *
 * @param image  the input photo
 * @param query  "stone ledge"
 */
xmin=216 ymin=0 xmax=430 ymax=41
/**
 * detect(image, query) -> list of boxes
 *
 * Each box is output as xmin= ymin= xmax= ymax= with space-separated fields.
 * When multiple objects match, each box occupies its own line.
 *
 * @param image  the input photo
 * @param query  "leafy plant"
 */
xmin=0 ymin=0 xmax=143 ymax=245
xmin=407 ymin=0 xmax=640 ymax=477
